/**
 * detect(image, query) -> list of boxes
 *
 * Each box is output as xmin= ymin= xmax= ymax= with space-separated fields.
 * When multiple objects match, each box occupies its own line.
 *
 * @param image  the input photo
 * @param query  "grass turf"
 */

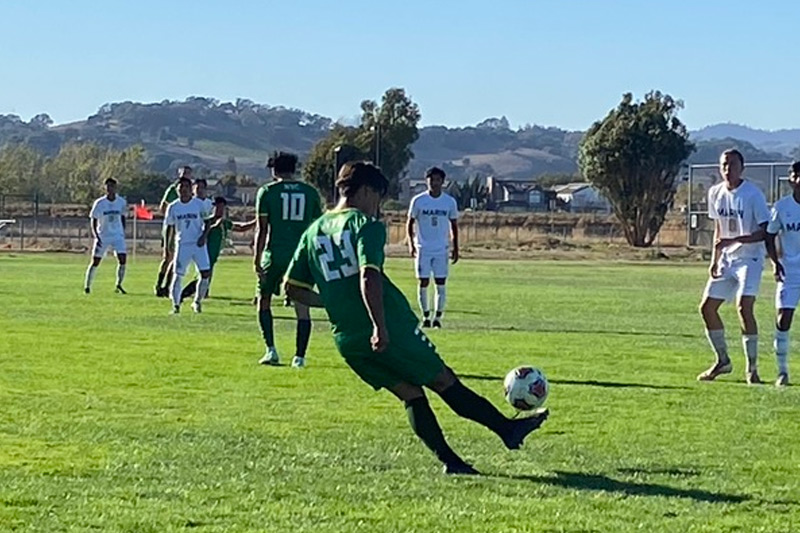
xmin=0 ymin=253 xmax=798 ymax=532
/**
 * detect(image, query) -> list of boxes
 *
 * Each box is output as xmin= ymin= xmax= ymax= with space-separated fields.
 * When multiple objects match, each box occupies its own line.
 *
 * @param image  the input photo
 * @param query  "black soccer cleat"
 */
xmin=432 ymin=319 xmax=442 ymax=329
xmin=422 ymin=318 xmax=432 ymax=328
xmin=502 ymin=409 xmax=549 ymax=450
xmin=115 ymin=285 xmax=127 ymax=295
xmin=443 ymin=461 xmax=480 ymax=476
xmin=84 ymin=287 xmax=90 ymax=294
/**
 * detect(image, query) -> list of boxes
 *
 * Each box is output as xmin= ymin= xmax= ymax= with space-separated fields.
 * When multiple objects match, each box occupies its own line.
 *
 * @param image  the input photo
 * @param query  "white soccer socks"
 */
xmin=775 ymin=329 xmax=790 ymax=375
xmin=742 ymin=334 xmax=759 ymax=373
xmin=435 ymin=284 xmax=447 ymax=318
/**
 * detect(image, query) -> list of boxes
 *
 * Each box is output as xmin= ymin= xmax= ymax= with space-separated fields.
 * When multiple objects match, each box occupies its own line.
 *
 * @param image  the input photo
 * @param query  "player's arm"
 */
xmin=406 ymin=199 xmax=417 ymax=257
xmin=766 ymin=207 xmax=784 ymax=281
xmin=91 ymin=218 xmax=101 ymax=244
xmin=718 ymin=222 xmax=767 ymax=247
xmin=361 ymin=267 xmax=388 ymax=353
xmin=284 ymin=233 xmax=322 ymax=307
xmin=254 ymin=190 xmax=269 ymax=276
xmin=164 ymin=224 xmax=175 ymax=259
xmin=197 ymin=217 xmax=211 ymax=247
xmin=285 ymin=283 xmax=324 ymax=308
xmin=159 ymin=186 xmax=172 ymax=215
xmin=450 ymin=218 xmax=459 ymax=264
xmin=709 ymin=220 xmax=722 ymax=278
xmin=358 ymin=221 xmax=389 ymax=352
xmin=232 ymin=219 xmax=256 ymax=232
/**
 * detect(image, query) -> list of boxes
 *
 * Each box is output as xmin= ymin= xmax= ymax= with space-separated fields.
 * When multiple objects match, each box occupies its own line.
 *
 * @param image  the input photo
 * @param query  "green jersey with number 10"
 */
xmin=286 ymin=208 xmax=418 ymax=338
xmin=256 ymin=180 xmax=323 ymax=264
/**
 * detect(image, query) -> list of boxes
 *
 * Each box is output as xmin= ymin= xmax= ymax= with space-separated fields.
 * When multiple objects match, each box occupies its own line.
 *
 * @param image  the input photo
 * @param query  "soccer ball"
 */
xmin=503 ymin=366 xmax=548 ymax=411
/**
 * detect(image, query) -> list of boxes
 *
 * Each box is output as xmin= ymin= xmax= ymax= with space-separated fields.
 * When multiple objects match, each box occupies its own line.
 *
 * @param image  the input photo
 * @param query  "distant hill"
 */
xmin=0 ymin=99 xmax=795 ymax=182
xmin=692 ymin=123 xmax=800 ymax=156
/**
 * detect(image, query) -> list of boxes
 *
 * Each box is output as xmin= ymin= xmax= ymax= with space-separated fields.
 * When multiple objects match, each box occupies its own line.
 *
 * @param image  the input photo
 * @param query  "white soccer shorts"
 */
xmin=776 ymin=271 xmax=800 ymax=309
xmin=92 ymin=235 xmax=126 ymax=258
xmin=703 ymin=256 xmax=764 ymax=302
xmin=174 ymin=243 xmax=210 ymax=276
xmin=415 ymin=250 xmax=449 ymax=279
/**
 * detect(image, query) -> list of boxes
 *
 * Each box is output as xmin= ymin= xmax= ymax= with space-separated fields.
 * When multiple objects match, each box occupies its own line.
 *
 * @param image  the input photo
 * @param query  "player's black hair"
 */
xmin=213 ymin=196 xmax=228 ymax=205
xmin=104 ymin=177 xmax=118 ymax=186
xmin=336 ymin=161 xmax=388 ymax=197
xmin=267 ymin=151 xmax=299 ymax=174
xmin=791 ymin=161 xmax=800 ymax=174
xmin=722 ymin=149 xmax=745 ymax=167
xmin=425 ymin=167 xmax=446 ymax=180
xmin=177 ymin=165 xmax=193 ymax=176
xmin=177 ymin=176 xmax=192 ymax=186
xmin=193 ymin=178 xmax=208 ymax=187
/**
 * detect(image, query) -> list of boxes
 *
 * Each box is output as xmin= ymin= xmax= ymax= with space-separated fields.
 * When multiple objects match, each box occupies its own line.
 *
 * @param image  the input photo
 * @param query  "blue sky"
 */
xmin=0 ymin=0 xmax=797 ymax=131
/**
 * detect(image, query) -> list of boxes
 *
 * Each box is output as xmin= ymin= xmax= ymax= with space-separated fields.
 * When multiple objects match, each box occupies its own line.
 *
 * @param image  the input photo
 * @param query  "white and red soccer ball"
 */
xmin=503 ymin=366 xmax=549 ymax=411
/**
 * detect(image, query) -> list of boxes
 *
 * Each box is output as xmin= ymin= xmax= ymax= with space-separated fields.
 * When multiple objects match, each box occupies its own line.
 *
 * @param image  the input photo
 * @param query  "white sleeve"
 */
xmin=753 ymin=189 xmax=770 ymax=225
xmin=408 ymin=197 xmax=419 ymax=219
xmin=707 ymin=188 xmax=718 ymax=219
xmin=449 ymin=197 xmax=459 ymax=220
xmin=767 ymin=206 xmax=781 ymax=235
xmin=89 ymin=199 xmax=100 ymax=220
xmin=120 ymin=197 xmax=128 ymax=217
xmin=165 ymin=204 xmax=175 ymax=226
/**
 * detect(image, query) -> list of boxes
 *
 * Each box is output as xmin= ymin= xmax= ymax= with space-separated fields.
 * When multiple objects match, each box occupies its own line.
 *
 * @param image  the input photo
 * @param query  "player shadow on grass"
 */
xmin=494 ymin=471 xmax=749 ymax=504
xmin=459 ymin=374 xmax=692 ymax=391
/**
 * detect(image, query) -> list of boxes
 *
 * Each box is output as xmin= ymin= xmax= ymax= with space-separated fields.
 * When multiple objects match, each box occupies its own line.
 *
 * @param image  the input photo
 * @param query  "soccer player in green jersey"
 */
xmin=254 ymin=152 xmax=323 ymax=368
xmin=284 ymin=162 xmax=548 ymax=475
xmin=180 ymin=196 xmax=255 ymax=301
xmin=155 ymin=165 xmax=191 ymax=297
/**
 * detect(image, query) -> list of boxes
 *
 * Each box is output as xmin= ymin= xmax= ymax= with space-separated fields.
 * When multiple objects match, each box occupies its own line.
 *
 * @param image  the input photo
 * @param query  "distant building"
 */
xmin=486 ymin=177 xmax=556 ymax=212
xmin=553 ymin=182 xmax=611 ymax=213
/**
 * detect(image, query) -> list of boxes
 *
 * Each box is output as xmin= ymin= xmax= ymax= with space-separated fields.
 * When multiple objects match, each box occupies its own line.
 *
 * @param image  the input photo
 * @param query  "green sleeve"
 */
xmin=255 ymin=186 xmax=270 ymax=217
xmin=356 ymin=220 xmax=386 ymax=271
xmin=285 ymin=232 xmax=315 ymax=288
xmin=312 ymin=192 xmax=323 ymax=219
xmin=224 ymin=220 xmax=233 ymax=231
xmin=161 ymin=184 xmax=177 ymax=205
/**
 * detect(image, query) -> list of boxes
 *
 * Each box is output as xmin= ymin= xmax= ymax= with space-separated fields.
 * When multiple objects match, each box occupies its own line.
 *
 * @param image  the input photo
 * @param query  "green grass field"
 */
xmin=1 ymin=254 xmax=798 ymax=532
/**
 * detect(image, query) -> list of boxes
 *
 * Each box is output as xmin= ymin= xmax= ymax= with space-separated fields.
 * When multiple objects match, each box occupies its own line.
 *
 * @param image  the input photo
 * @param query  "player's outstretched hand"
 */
xmin=774 ymin=261 xmax=785 ymax=282
xmin=451 ymin=247 xmax=459 ymax=264
xmin=371 ymin=326 xmax=389 ymax=353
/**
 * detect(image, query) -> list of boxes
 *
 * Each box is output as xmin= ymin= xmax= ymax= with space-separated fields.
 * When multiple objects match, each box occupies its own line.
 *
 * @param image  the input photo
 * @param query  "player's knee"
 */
xmin=118 ymin=255 xmax=127 ymax=265
xmin=200 ymin=270 xmax=211 ymax=279
xmin=419 ymin=278 xmax=430 ymax=288
xmin=434 ymin=278 xmax=446 ymax=286
xmin=429 ymin=366 xmax=457 ymax=393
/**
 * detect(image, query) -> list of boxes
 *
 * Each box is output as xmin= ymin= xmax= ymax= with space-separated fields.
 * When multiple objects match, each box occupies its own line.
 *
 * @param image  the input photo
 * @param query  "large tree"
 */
xmin=304 ymin=88 xmax=420 ymax=201
xmin=579 ymin=91 xmax=695 ymax=247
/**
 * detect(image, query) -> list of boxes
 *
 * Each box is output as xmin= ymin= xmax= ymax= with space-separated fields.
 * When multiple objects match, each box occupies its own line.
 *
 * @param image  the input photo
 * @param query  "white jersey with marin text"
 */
xmin=707 ymin=180 xmax=769 ymax=261
xmin=90 ymin=195 xmax=127 ymax=239
xmin=408 ymin=191 xmax=459 ymax=254
xmin=768 ymin=195 xmax=800 ymax=269
xmin=165 ymin=198 xmax=212 ymax=245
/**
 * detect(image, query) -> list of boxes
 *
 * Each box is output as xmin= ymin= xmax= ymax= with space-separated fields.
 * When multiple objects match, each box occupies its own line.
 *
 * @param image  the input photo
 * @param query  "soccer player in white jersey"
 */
xmin=764 ymin=161 xmax=800 ymax=387
xmin=698 ymin=149 xmax=770 ymax=384
xmin=407 ymin=167 xmax=459 ymax=328
xmin=84 ymin=178 xmax=128 ymax=294
xmin=163 ymin=176 xmax=212 ymax=314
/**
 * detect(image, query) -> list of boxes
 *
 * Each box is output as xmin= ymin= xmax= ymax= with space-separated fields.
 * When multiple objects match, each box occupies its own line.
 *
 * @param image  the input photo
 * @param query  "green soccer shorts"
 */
xmin=258 ymin=258 xmax=291 ymax=297
xmin=335 ymin=326 xmax=445 ymax=391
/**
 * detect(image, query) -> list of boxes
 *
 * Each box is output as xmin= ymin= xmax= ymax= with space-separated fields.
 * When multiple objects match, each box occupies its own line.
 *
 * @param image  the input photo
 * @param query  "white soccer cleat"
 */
xmin=259 ymin=347 xmax=280 ymax=366
xmin=191 ymin=301 xmax=202 ymax=314
xmin=291 ymin=356 xmax=306 ymax=369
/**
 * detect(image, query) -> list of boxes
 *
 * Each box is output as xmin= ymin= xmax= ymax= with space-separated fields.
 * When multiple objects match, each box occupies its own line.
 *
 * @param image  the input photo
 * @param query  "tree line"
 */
xmin=1 ymin=87 xmax=700 ymax=248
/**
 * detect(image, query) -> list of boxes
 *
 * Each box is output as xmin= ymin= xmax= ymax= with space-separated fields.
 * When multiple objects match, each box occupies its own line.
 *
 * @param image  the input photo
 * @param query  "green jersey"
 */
xmin=161 ymin=183 xmax=179 ymax=206
xmin=207 ymin=219 xmax=233 ymax=265
xmin=286 ymin=208 xmax=418 ymax=338
xmin=256 ymin=180 xmax=322 ymax=265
